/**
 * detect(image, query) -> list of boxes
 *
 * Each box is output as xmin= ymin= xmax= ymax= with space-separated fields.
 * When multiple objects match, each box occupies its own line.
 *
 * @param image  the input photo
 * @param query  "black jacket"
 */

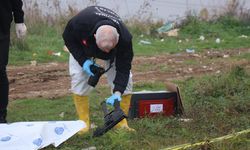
xmin=63 ymin=6 xmax=133 ymax=94
xmin=0 ymin=0 xmax=24 ymax=39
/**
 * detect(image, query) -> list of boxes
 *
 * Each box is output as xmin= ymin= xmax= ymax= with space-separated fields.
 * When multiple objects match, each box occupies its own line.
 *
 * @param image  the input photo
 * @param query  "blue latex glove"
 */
xmin=106 ymin=92 xmax=122 ymax=106
xmin=83 ymin=59 xmax=94 ymax=76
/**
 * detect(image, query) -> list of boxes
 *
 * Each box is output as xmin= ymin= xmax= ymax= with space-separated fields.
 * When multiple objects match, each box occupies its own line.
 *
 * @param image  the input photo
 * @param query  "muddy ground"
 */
xmin=8 ymin=48 xmax=250 ymax=100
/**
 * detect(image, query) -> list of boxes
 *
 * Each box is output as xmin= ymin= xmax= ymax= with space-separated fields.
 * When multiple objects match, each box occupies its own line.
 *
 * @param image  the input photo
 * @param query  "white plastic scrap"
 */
xmin=52 ymin=52 xmax=61 ymax=56
xmin=239 ymin=35 xmax=248 ymax=38
xmin=215 ymin=38 xmax=221 ymax=44
xmin=186 ymin=49 xmax=195 ymax=53
xmin=139 ymin=40 xmax=152 ymax=45
xmin=199 ymin=35 xmax=205 ymax=41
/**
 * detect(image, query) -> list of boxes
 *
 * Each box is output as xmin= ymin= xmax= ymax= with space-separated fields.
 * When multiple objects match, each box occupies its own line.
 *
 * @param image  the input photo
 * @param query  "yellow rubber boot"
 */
xmin=73 ymin=94 xmax=90 ymax=135
xmin=115 ymin=94 xmax=135 ymax=131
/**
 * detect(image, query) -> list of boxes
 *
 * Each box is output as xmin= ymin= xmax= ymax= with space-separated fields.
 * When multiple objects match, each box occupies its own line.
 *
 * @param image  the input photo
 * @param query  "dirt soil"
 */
xmin=8 ymin=48 xmax=250 ymax=100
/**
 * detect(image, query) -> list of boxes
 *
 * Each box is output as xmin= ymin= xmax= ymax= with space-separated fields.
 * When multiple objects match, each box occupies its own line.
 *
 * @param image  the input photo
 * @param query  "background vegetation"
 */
xmin=7 ymin=0 xmax=250 ymax=149
xmin=9 ymin=0 xmax=250 ymax=64
xmin=8 ymin=67 xmax=250 ymax=150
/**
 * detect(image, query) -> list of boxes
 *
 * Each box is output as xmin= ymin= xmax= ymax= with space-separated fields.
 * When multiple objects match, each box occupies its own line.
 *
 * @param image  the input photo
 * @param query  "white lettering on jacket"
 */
xmin=94 ymin=6 xmax=121 ymax=25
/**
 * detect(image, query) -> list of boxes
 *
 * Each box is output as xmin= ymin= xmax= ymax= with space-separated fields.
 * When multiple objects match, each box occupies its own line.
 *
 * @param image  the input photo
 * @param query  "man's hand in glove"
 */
xmin=106 ymin=91 xmax=122 ymax=106
xmin=83 ymin=59 xmax=94 ymax=76
xmin=15 ymin=23 xmax=27 ymax=38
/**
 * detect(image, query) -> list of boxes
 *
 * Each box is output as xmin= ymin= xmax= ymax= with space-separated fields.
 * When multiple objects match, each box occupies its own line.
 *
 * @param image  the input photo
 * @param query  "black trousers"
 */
xmin=0 ymin=37 xmax=10 ymax=121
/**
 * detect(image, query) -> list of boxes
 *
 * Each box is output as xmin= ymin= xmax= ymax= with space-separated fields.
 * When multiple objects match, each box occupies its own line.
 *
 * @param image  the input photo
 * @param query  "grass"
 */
xmin=9 ymin=32 xmax=250 ymax=65
xmin=8 ymin=15 xmax=250 ymax=65
xmin=235 ymin=51 xmax=250 ymax=60
xmin=7 ymin=67 xmax=250 ymax=150
xmin=9 ymin=24 xmax=68 ymax=65
xmin=6 ymin=11 xmax=250 ymax=149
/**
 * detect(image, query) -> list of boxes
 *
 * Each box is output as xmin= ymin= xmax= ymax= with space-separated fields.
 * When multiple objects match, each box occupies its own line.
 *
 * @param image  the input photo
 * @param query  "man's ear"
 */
xmin=94 ymin=34 xmax=96 ymax=39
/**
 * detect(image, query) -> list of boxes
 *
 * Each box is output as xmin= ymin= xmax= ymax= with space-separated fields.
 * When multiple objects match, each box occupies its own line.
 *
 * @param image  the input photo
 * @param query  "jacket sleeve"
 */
xmin=11 ymin=0 xmax=24 ymax=23
xmin=62 ymin=25 xmax=88 ymax=66
xmin=113 ymin=41 xmax=133 ymax=94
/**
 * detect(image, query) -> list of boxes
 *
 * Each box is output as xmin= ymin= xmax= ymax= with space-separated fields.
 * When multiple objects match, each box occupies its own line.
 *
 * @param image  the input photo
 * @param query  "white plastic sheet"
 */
xmin=0 ymin=120 xmax=86 ymax=150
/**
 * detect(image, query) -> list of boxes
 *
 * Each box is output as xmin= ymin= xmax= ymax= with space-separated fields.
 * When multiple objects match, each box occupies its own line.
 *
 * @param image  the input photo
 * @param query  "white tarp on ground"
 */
xmin=0 ymin=120 xmax=85 ymax=150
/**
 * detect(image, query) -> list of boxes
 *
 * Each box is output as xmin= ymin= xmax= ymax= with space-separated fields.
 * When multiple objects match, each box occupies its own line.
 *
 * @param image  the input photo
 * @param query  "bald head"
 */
xmin=95 ymin=25 xmax=119 ymax=53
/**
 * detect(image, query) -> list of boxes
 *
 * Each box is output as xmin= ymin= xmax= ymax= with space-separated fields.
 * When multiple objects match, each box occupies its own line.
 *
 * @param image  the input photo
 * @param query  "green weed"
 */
xmin=7 ymin=12 xmax=250 ymax=64
xmin=7 ymin=67 xmax=250 ymax=149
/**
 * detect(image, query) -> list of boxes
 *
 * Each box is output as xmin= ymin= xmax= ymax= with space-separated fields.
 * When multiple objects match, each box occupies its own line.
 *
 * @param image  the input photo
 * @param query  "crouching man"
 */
xmin=62 ymin=6 xmax=134 ymax=134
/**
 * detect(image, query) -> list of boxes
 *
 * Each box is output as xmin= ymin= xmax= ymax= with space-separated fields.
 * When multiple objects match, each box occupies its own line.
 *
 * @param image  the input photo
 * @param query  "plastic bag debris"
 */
xmin=186 ymin=49 xmax=195 ymax=53
xmin=199 ymin=35 xmax=205 ymax=41
xmin=53 ymin=52 xmax=61 ymax=56
xmin=47 ymin=50 xmax=61 ymax=57
xmin=239 ymin=35 xmax=248 ymax=38
xmin=157 ymin=22 xmax=175 ymax=33
xmin=30 ymin=61 xmax=37 ymax=66
xmin=139 ymin=40 xmax=151 ymax=45
xmin=215 ymin=38 xmax=221 ymax=44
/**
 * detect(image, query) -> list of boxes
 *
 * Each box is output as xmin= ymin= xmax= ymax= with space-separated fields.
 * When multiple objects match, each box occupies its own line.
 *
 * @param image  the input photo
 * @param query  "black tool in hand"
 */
xmin=88 ymin=65 xmax=105 ymax=87
xmin=87 ymin=63 xmax=112 ymax=87
xmin=93 ymin=100 xmax=127 ymax=137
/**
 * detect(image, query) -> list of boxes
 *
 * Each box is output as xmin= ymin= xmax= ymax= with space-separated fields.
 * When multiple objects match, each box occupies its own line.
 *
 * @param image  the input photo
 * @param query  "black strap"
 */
xmin=92 ymin=58 xmax=113 ymax=73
